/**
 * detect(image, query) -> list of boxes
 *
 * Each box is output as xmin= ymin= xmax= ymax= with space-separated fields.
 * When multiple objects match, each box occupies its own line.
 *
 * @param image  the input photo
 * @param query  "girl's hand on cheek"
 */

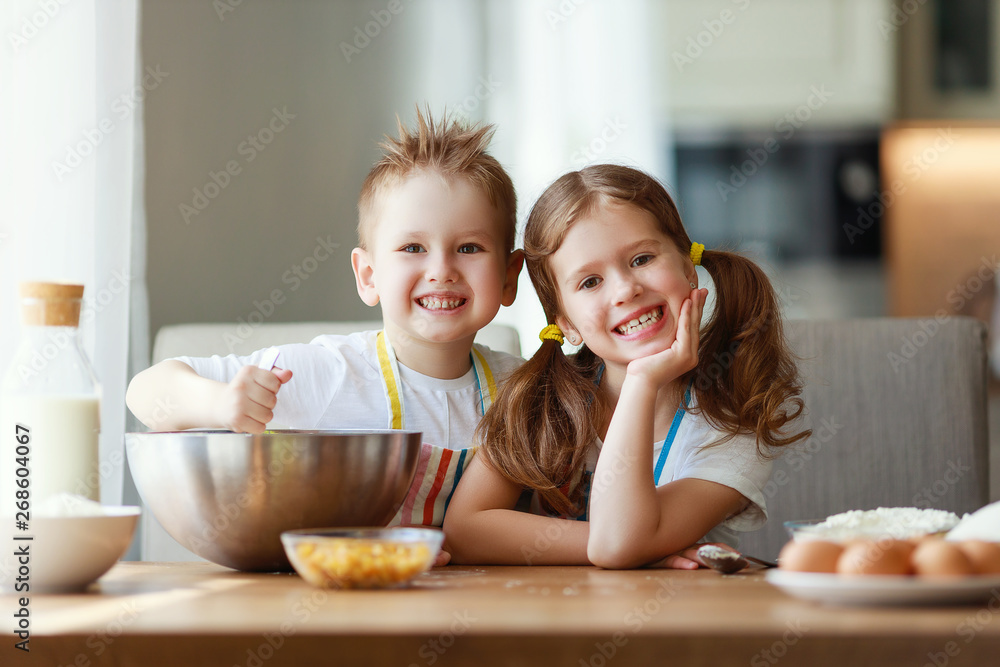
xmin=626 ymin=288 xmax=706 ymax=387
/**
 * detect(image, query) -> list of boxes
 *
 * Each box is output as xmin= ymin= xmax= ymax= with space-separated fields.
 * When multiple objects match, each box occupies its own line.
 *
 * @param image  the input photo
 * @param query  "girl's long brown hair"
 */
xmin=478 ymin=165 xmax=810 ymax=516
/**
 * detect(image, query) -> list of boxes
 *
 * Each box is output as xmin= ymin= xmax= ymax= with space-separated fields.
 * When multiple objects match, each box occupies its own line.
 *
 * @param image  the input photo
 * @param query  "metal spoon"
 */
xmin=258 ymin=346 xmax=281 ymax=371
xmin=257 ymin=347 xmax=287 ymax=430
xmin=696 ymin=544 xmax=777 ymax=574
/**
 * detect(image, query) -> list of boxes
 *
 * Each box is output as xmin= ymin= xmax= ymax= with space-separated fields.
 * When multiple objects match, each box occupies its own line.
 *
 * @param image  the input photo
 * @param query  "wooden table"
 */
xmin=6 ymin=562 xmax=1000 ymax=666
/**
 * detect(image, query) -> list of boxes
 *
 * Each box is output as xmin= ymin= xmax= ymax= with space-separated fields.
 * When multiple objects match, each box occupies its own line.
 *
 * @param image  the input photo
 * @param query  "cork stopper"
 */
xmin=19 ymin=282 xmax=85 ymax=327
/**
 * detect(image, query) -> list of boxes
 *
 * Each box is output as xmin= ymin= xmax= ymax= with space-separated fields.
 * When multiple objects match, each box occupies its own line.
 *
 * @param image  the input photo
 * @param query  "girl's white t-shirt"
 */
xmin=532 ymin=392 xmax=772 ymax=548
xmin=171 ymin=330 xmax=524 ymax=450
xmin=645 ymin=393 xmax=773 ymax=546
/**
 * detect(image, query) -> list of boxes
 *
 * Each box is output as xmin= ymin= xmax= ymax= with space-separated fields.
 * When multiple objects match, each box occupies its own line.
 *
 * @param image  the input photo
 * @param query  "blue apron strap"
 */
xmin=593 ymin=363 xmax=605 ymax=388
xmin=576 ymin=470 xmax=592 ymax=521
xmin=469 ymin=344 xmax=498 ymax=415
xmin=441 ymin=447 xmax=473 ymax=514
xmin=653 ymin=382 xmax=693 ymax=486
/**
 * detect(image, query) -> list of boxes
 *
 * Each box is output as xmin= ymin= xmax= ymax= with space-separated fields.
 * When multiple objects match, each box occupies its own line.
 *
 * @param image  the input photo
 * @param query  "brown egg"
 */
xmin=957 ymin=540 xmax=1000 ymax=575
xmin=836 ymin=539 xmax=912 ymax=575
xmin=886 ymin=539 xmax=917 ymax=566
xmin=778 ymin=540 xmax=844 ymax=573
xmin=911 ymin=539 xmax=975 ymax=576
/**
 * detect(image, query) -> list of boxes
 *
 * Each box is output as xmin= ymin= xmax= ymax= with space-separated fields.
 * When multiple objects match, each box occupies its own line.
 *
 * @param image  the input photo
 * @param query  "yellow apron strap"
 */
xmin=377 ymin=334 xmax=497 ymax=429
xmin=375 ymin=331 xmax=405 ymax=429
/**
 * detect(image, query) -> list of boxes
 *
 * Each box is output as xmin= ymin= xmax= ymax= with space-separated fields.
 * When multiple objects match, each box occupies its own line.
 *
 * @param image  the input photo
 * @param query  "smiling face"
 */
xmin=352 ymin=171 xmax=521 ymax=357
xmin=550 ymin=202 xmax=696 ymax=373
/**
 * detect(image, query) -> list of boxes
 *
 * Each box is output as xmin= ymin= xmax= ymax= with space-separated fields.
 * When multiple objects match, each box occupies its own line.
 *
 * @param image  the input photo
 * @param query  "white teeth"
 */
xmin=616 ymin=308 xmax=663 ymax=335
xmin=419 ymin=298 xmax=464 ymax=310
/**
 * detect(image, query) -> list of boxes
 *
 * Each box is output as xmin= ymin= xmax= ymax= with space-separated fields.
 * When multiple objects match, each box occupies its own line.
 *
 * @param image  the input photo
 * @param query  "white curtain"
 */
xmin=0 ymin=0 xmax=145 ymax=507
xmin=408 ymin=0 xmax=673 ymax=356
xmin=483 ymin=0 xmax=671 ymax=356
xmin=367 ymin=0 xmax=669 ymax=356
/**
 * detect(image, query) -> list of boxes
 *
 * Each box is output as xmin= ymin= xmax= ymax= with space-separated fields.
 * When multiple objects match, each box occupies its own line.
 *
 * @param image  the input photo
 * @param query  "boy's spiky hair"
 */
xmin=357 ymin=107 xmax=517 ymax=252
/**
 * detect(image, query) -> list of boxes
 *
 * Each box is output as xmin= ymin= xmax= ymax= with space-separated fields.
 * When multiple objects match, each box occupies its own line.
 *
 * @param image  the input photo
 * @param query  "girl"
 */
xmin=444 ymin=164 xmax=809 ymax=568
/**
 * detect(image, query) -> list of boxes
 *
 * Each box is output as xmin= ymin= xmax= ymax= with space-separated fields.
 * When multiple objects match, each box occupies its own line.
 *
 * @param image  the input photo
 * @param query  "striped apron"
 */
xmin=376 ymin=331 xmax=497 ymax=527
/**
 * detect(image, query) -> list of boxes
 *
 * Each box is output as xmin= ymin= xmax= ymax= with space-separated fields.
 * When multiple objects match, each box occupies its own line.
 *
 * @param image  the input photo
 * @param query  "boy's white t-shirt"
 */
xmin=170 ymin=330 xmax=524 ymax=449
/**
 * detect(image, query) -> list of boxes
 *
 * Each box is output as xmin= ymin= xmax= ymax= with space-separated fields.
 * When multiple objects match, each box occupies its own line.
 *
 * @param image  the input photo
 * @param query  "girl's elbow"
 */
xmin=587 ymin=538 xmax=647 ymax=570
xmin=441 ymin=513 xmax=474 ymax=563
xmin=446 ymin=547 xmax=474 ymax=565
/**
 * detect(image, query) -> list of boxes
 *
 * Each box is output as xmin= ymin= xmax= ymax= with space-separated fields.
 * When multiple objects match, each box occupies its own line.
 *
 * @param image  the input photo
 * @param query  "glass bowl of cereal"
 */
xmin=281 ymin=527 xmax=443 ymax=589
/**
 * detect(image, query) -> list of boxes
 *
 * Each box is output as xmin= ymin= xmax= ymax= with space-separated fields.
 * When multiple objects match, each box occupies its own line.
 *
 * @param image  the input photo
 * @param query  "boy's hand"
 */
xmin=626 ymin=288 xmax=707 ymax=387
xmin=214 ymin=365 xmax=293 ymax=433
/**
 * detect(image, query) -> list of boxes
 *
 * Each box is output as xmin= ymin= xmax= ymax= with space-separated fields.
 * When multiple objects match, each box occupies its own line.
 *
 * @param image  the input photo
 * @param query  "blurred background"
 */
xmin=135 ymin=0 xmax=999 ymax=356
xmin=138 ymin=0 xmax=1000 ymax=534
xmin=2 ymin=0 xmax=999 ymax=539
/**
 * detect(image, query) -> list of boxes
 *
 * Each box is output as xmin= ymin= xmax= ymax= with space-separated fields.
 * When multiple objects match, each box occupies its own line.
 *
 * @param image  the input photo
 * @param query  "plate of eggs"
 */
xmin=765 ymin=505 xmax=1000 ymax=606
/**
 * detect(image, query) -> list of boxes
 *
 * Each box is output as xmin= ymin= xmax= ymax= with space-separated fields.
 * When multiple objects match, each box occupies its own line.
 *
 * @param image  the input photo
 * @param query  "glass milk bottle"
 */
xmin=0 ymin=282 xmax=101 ymax=515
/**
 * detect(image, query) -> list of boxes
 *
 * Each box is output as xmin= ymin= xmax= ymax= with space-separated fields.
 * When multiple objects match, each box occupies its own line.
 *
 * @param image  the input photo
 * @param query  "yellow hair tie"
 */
xmin=538 ymin=324 xmax=564 ymax=345
xmin=690 ymin=242 xmax=705 ymax=266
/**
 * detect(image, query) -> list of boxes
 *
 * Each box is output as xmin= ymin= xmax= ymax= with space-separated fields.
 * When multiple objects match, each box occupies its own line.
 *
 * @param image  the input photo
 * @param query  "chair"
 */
xmin=739 ymin=317 xmax=991 ymax=561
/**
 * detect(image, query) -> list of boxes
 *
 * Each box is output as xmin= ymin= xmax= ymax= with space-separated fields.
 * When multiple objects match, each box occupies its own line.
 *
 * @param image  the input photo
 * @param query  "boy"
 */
xmin=127 ymin=110 xmax=524 ymax=530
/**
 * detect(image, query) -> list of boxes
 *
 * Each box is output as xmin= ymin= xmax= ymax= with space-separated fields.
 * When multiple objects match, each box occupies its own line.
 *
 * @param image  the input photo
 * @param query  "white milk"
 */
xmin=0 ymin=394 xmax=100 ymax=516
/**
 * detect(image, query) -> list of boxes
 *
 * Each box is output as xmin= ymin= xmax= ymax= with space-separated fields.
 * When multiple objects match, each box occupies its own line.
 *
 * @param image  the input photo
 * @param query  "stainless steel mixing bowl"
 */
xmin=125 ymin=430 xmax=422 ymax=572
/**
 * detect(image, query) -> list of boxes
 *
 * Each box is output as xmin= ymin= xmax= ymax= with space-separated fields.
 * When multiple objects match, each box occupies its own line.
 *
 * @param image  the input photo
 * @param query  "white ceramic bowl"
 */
xmin=0 ymin=507 xmax=140 ymax=593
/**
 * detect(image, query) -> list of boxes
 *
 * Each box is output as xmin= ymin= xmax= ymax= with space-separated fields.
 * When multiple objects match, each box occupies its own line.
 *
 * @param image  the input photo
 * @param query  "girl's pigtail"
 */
xmin=477 ymin=337 xmax=604 ymax=516
xmin=691 ymin=249 xmax=810 ymax=454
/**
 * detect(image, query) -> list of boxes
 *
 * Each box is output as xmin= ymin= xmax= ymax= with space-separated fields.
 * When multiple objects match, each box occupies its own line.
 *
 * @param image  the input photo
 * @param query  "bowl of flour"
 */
xmin=0 ymin=493 xmax=140 ymax=593
xmin=785 ymin=507 xmax=962 ymax=542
